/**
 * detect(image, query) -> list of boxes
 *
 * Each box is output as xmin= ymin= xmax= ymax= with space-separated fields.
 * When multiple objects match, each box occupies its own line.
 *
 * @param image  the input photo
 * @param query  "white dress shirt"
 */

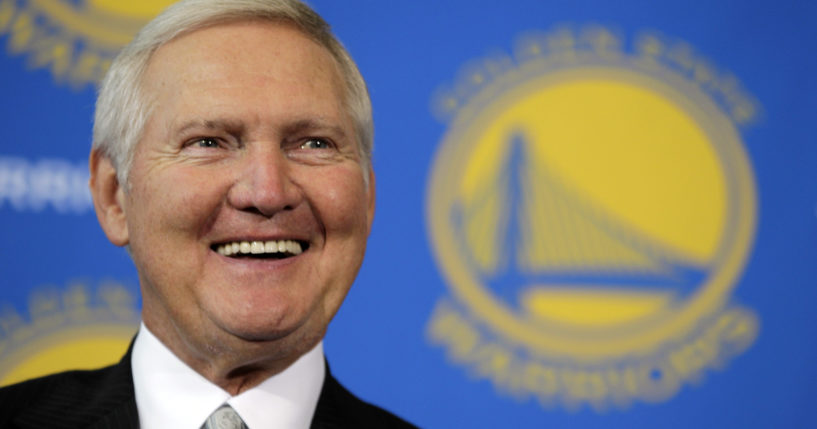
xmin=132 ymin=323 xmax=325 ymax=429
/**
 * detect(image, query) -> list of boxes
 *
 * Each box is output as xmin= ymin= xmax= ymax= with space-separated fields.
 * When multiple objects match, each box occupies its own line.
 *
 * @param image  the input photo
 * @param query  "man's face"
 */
xmin=107 ymin=21 xmax=374 ymax=362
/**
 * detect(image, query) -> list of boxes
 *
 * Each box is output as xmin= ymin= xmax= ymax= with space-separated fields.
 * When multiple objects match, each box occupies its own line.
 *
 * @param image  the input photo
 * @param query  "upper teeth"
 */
xmin=216 ymin=240 xmax=303 ymax=256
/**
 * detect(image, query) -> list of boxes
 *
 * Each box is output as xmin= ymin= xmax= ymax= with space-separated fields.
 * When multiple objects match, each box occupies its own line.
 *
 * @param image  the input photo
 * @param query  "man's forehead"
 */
xmin=143 ymin=20 xmax=337 ymax=86
xmin=140 ymin=20 xmax=346 ymax=116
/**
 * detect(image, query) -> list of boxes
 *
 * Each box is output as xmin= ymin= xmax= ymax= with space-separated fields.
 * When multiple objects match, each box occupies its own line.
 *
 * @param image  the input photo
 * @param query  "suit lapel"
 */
xmin=86 ymin=354 xmax=140 ymax=429
xmin=310 ymin=362 xmax=417 ymax=429
xmin=87 ymin=345 xmax=140 ymax=429
xmin=88 ymin=398 xmax=140 ymax=429
xmin=310 ymin=368 xmax=348 ymax=429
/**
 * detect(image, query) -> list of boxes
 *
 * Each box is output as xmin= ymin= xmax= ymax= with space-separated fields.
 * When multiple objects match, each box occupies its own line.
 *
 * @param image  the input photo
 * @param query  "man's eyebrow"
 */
xmin=174 ymin=119 xmax=244 ymax=135
xmin=282 ymin=119 xmax=348 ymax=139
xmin=173 ymin=118 xmax=349 ymax=140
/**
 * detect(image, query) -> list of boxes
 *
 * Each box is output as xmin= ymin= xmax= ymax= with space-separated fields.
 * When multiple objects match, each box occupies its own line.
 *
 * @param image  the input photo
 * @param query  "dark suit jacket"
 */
xmin=0 ymin=350 xmax=416 ymax=429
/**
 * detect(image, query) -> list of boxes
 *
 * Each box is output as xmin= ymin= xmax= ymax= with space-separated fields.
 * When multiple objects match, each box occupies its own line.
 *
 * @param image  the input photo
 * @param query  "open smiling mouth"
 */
xmin=213 ymin=240 xmax=307 ymax=259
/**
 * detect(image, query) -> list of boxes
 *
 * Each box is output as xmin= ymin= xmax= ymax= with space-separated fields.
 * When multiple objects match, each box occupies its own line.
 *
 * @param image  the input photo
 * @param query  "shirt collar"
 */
xmin=132 ymin=323 xmax=325 ymax=429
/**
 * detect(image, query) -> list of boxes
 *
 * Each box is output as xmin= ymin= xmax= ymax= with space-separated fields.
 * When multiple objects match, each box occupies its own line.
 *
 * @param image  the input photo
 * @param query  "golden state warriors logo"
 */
xmin=0 ymin=281 xmax=139 ymax=386
xmin=426 ymin=26 xmax=760 ymax=410
xmin=0 ymin=0 xmax=173 ymax=87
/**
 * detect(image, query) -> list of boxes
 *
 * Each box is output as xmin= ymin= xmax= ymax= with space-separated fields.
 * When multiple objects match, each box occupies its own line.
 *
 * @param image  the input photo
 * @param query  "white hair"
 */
xmin=92 ymin=0 xmax=373 ymax=186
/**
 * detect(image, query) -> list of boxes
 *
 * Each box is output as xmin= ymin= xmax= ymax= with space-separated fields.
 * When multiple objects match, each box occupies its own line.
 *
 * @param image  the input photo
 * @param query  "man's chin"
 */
xmin=216 ymin=323 xmax=324 ymax=368
xmin=228 ymin=328 xmax=294 ymax=343
xmin=215 ymin=315 xmax=319 ymax=347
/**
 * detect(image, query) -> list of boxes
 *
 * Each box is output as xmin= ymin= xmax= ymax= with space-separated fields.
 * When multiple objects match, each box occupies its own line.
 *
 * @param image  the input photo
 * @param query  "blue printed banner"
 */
xmin=0 ymin=1 xmax=814 ymax=428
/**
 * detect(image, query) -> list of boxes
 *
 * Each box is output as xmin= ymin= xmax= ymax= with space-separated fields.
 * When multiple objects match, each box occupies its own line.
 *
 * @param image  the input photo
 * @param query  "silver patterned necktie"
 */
xmin=202 ymin=404 xmax=249 ymax=429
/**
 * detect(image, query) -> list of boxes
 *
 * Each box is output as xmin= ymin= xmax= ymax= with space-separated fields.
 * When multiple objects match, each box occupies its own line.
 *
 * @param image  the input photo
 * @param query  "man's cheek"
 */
xmin=321 ymin=184 xmax=370 ymax=229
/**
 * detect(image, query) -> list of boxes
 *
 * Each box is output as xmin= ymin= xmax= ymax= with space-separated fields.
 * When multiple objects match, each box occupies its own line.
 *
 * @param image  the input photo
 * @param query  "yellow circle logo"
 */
xmin=0 ymin=281 xmax=139 ymax=386
xmin=0 ymin=0 xmax=175 ymax=87
xmin=427 ymin=26 xmax=760 ymax=409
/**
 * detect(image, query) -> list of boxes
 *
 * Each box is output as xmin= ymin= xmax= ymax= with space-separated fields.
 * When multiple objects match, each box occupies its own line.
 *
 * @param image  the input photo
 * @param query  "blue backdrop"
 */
xmin=1 ymin=1 xmax=815 ymax=428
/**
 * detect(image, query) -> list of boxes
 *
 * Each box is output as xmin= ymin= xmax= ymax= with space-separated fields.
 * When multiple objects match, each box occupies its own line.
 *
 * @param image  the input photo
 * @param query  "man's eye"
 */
xmin=194 ymin=137 xmax=220 ymax=148
xmin=300 ymin=138 xmax=332 ymax=150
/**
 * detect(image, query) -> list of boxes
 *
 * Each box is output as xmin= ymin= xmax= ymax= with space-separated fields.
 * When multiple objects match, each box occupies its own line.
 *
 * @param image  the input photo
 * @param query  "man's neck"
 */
xmin=132 ymin=323 xmax=326 ymax=428
xmin=142 ymin=314 xmax=321 ymax=395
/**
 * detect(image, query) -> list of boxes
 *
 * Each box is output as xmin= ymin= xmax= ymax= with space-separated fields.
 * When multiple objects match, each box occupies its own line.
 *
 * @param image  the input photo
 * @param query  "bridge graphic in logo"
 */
xmin=457 ymin=131 xmax=706 ymax=331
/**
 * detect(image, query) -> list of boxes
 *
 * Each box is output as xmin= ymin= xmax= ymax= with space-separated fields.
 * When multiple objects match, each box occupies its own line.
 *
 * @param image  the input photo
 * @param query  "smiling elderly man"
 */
xmin=0 ymin=1 xmax=416 ymax=428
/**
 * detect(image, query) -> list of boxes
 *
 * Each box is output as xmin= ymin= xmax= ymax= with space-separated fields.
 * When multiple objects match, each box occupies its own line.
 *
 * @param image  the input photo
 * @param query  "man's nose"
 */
xmin=227 ymin=146 xmax=302 ymax=217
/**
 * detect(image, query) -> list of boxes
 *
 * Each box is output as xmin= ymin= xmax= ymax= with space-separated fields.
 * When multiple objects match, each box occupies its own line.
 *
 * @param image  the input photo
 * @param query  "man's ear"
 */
xmin=366 ymin=166 xmax=376 ymax=235
xmin=89 ymin=149 xmax=129 ymax=246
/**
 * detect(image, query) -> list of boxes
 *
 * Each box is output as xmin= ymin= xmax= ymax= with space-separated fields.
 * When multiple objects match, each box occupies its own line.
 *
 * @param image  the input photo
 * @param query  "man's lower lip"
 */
xmin=211 ymin=250 xmax=308 ymax=272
